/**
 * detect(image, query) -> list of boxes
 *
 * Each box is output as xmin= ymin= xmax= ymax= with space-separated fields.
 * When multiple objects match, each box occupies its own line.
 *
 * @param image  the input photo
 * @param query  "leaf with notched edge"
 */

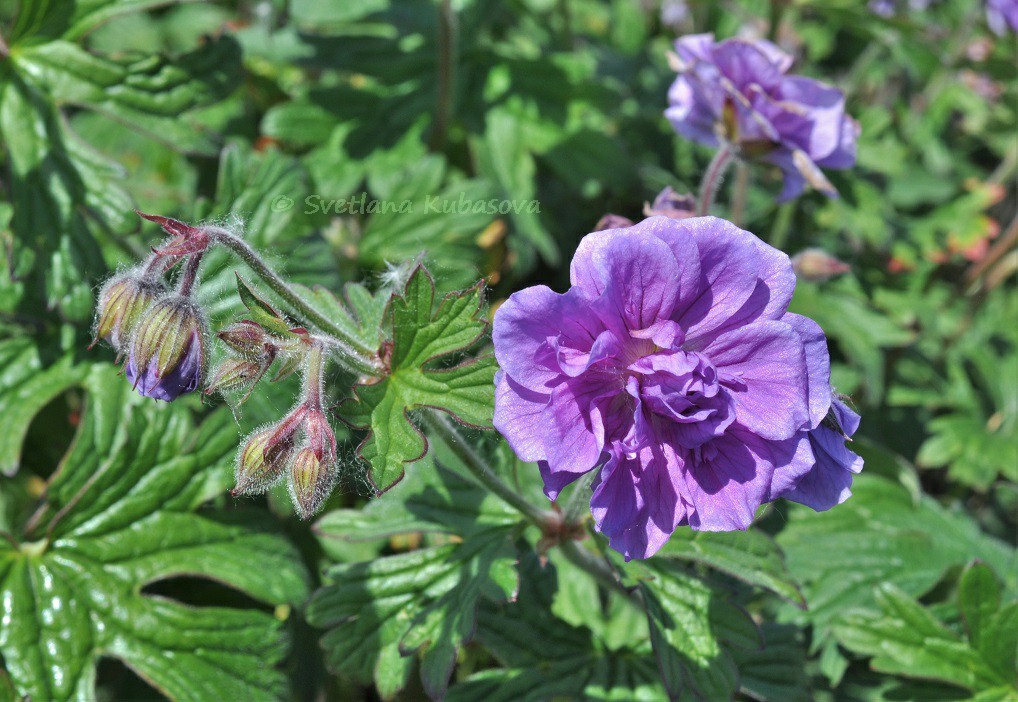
xmin=340 ymin=265 xmax=496 ymax=493
xmin=0 ymin=365 xmax=310 ymax=702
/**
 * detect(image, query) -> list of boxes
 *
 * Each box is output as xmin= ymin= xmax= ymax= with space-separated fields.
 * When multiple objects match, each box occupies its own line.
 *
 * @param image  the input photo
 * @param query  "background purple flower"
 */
xmin=986 ymin=0 xmax=1018 ymax=34
xmin=665 ymin=33 xmax=859 ymax=201
xmin=493 ymin=216 xmax=862 ymax=559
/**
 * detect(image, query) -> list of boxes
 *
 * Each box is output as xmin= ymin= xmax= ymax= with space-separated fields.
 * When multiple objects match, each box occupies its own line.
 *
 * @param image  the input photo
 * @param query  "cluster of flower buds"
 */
xmin=92 ymin=212 xmax=214 ymax=402
xmin=232 ymin=342 xmax=338 ymax=518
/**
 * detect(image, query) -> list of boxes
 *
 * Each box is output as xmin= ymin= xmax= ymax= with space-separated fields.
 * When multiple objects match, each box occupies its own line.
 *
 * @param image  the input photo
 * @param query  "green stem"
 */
xmin=559 ymin=539 xmax=644 ymax=609
xmin=731 ymin=160 xmax=749 ymax=227
xmin=697 ymin=146 xmax=734 ymax=216
xmin=206 ymin=226 xmax=381 ymax=376
xmin=424 ymin=411 xmax=646 ymax=610
xmin=428 ymin=0 xmax=457 ymax=152
xmin=423 ymin=411 xmax=555 ymax=529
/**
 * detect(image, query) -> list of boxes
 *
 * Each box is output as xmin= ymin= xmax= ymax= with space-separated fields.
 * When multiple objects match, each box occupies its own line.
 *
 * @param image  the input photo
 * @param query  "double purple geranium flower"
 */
xmin=666 ymin=34 xmax=859 ymax=201
xmin=493 ymin=216 xmax=862 ymax=560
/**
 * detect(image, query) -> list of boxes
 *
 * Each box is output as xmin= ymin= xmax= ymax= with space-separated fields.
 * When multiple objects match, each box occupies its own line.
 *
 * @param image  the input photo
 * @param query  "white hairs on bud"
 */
xmin=377 ymin=259 xmax=416 ymax=293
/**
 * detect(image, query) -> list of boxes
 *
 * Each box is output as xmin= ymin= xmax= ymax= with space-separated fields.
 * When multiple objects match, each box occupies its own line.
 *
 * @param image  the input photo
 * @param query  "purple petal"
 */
xmin=540 ymin=379 xmax=611 ymax=478
xmin=781 ymin=313 xmax=832 ymax=428
xmin=705 ymin=320 xmax=811 ymax=440
xmin=590 ymin=444 xmax=687 ymax=560
xmin=493 ymin=286 xmax=601 ymax=391
xmin=684 ymin=430 xmax=810 ymax=530
xmin=493 ymin=372 xmax=550 ymax=464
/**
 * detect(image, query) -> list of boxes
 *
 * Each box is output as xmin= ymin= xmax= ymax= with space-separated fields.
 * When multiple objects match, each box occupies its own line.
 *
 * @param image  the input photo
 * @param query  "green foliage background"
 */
xmin=0 ymin=0 xmax=1014 ymax=700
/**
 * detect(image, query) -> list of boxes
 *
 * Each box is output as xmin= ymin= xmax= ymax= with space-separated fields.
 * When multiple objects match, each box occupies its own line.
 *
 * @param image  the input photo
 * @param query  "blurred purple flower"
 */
xmin=665 ymin=33 xmax=859 ymax=201
xmin=493 ymin=216 xmax=862 ymax=559
xmin=986 ymin=0 xmax=1018 ymax=34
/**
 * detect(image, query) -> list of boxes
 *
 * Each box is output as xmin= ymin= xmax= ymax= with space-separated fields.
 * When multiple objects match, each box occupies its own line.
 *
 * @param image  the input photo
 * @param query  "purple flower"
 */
xmin=986 ymin=0 xmax=1018 ymax=34
xmin=125 ymin=295 xmax=206 ymax=402
xmin=665 ymin=34 xmax=859 ymax=201
xmin=492 ymin=216 xmax=862 ymax=559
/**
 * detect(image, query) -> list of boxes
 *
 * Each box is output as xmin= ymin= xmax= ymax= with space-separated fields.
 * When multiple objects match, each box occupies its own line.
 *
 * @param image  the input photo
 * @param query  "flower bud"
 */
xmin=303 ymin=408 xmax=337 ymax=463
xmin=126 ymin=294 xmax=206 ymax=401
xmin=218 ymin=321 xmax=270 ymax=357
xmin=288 ymin=447 xmax=335 ymax=519
xmin=205 ymin=358 xmax=265 ymax=396
xmin=594 ymin=214 xmax=635 ymax=232
xmin=92 ymin=273 xmax=166 ymax=350
xmin=792 ymin=248 xmax=851 ymax=282
xmin=233 ymin=428 xmax=295 ymax=496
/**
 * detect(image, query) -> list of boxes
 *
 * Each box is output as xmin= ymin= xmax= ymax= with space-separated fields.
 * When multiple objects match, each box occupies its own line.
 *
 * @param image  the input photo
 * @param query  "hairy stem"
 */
xmin=423 ymin=410 xmax=557 ymax=529
xmin=697 ymin=146 xmax=734 ymax=216
xmin=304 ymin=340 xmax=327 ymax=406
xmin=206 ymin=226 xmax=381 ymax=376
xmin=177 ymin=252 xmax=204 ymax=297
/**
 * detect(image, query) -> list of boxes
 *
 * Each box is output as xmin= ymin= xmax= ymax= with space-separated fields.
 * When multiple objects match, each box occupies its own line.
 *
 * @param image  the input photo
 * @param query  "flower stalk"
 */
xmin=696 ymin=145 xmax=734 ymax=216
xmin=203 ymin=225 xmax=382 ymax=377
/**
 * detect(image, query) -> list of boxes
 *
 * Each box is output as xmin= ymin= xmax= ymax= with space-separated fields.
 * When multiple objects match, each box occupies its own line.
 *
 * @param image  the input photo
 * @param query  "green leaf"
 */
xmin=0 ymin=335 xmax=89 ymax=476
xmin=834 ymin=583 xmax=1013 ymax=694
xmin=657 ymin=529 xmax=805 ymax=607
xmin=340 ymin=266 xmax=496 ymax=493
xmin=640 ymin=560 xmax=748 ymax=701
xmin=776 ymin=474 xmax=1016 ymax=640
xmin=473 ymin=109 xmax=559 ymax=266
xmin=314 ymin=459 xmax=520 ymax=545
xmin=733 ymin=623 xmax=812 ymax=702
xmin=450 ymin=550 xmax=666 ymax=702
xmin=0 ymin=366 xmax=310 ymax=702
xmin=307 ymin=527 xmax=519 ymax=700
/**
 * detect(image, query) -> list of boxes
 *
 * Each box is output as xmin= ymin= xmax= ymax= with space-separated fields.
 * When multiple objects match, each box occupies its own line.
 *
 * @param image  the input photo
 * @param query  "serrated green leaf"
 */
xmin=834 ymin=583 xmax=1012 ymax=694
xmin=658 ymin=529 xmax=805 ymax=607
xmin=341 ymin=266 xmax=496 ymax=493
xmin=958 ymin=562 xmax=1003 ymax=649
xmin=314 ymin=460 xmax=519 ymax=545
xmin=307 ymin=527 xmax=518 ymax=700
xmin=0 ymin=365 xmax=310 ymax=702
xmin=288 ymin=281 xmax=388 ymax=357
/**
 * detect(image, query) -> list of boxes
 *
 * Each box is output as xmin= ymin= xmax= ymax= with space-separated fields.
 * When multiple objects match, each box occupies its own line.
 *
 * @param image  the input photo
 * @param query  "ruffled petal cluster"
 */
xmin=493 ymin=216 xmax=862 ymax=559
xmin=666 ymin=33 xmax=859 ymax=201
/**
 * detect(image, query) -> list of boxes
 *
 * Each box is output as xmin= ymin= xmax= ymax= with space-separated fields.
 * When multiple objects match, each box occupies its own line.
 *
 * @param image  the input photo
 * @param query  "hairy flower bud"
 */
xmin=303 ymin=408 xmax=338 ymax=463
xmin=288 ymin=447 xmax=335 ymax=519
xmin=205 ymin=358 xmax=266 ymax=396
xmin=92 ymin=273 xmax=166 ymax=350
xmin=233 ymin=428 xmax=296 ymax=496
xmin=126 ymin=295 xmax=206 ymax=401
xmin=218 ymin=321 xmax=271 ymax=357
